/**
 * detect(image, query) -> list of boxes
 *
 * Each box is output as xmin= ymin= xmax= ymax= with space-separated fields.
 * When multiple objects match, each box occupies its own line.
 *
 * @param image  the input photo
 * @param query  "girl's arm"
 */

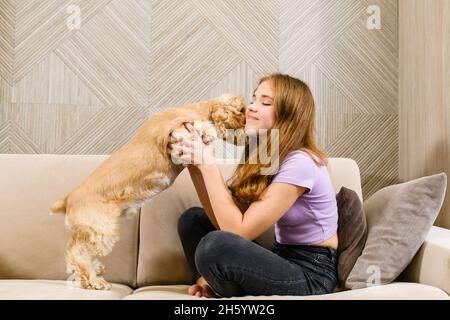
xmin=198 ymin=163 xmax=306 ymax=240
xmin=187 ymin=165 xmax=248 ymax=229
xmin=173 ymin=123 xmax=303 ymax=240
xmin=187 ymin=165 xmax=220 ymax=229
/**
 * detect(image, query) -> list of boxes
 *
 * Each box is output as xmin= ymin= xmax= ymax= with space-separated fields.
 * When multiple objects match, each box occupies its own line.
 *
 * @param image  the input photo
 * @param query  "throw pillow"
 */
xmin=335 ymin=187 xmax=368 ymax=288
xmin=345 ymin=173 xmax=447 ymax=290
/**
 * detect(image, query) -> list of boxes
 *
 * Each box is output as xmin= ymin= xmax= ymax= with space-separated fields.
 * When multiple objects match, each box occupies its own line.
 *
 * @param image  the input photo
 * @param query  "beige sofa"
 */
xmin=0 ymin=154 xmax=449 ymax=300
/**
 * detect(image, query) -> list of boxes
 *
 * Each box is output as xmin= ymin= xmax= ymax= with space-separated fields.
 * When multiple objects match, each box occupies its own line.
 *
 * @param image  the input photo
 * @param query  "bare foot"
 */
xmin=188 ymin=284 xmax=203 ymax=297
xmin=188 ymin=276 xmax=217 ymax=298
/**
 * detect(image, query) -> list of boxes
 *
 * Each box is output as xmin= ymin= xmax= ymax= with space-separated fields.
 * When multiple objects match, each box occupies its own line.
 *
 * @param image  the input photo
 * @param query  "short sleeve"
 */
xmin=271 ymin=152 xmax=316 ymax=192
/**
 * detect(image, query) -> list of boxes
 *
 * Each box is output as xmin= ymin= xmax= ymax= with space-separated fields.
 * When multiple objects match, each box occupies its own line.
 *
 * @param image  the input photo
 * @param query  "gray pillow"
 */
xmin=345 ymin=173 xmax=447 ymax=290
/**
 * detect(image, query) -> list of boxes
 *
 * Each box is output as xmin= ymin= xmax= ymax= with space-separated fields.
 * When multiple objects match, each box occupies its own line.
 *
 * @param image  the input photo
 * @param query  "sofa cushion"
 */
xmin=0 ymin=154 xmax=140 ymax=288
xmin=136 ymin=164 xmax=236 ymax=288
xmin=398 ymin=226 xmax=450 ymax=295
xmin=345 ymin=173 xmax=447 ymax=290
xmin=124 ymin=282 xmax=449 ymax=300
xmin=335 ymin=187 xmax=368 ymax=288
xmin=137 ymin=158 xmax=363 ymax=288
xmin=0 ymin=280 xmax=132 ymax=300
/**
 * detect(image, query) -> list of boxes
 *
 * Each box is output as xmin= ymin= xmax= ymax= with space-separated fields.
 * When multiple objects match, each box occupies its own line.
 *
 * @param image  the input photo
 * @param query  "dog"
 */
xmin=50 ymin=94 xmax=246 ymax=290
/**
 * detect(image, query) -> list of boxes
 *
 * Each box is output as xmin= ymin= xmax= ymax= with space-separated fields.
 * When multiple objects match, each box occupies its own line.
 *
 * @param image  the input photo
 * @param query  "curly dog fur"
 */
xmin=50 ymin=94 xmax=246 ymax=290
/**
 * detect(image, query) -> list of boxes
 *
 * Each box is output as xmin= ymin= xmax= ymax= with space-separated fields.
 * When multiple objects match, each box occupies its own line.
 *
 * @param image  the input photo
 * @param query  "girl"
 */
xmin=169 ymin=73 xmax=338 ymax=298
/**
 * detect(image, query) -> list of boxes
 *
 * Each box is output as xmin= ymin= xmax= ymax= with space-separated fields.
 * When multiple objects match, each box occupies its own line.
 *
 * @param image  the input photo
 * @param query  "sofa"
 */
xmin=0 ymin=154 xmax=449 ymax=300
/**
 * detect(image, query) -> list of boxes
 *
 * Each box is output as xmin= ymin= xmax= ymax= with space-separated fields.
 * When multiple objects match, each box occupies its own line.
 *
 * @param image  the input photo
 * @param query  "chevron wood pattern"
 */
xmin=209 ymin=61 xmax=260 ymax=103
xmin=14 ymin=0 xmax=111 ymax=83
xmin=314 ymin=17 xmax=398 ymax=115
xmin=0 ymin=103 xmax=42 ymax=153
xmin=0 ymin=0 xmax=398 ymax=200
xmin=281 ymin=0 xmax=365 ymax=74
xmin=191 ymin=0 xmax=278 ymax=76
xmin=0 ymin=76 xmax=11 ymax=102
xmin=0 ymin=0 xmax=15 ymax=84
xmin=11 ymin=52 xmax=104 ymax=105
xmin=326 ymin=114 xmax=399 ymax=194
xmin=148 ymin=0 xmax=250 ymax=112
xmin=55 ymin=0 xmax=150 ymax=107
xmin=53 ymin=106 xmax=149 ymax=154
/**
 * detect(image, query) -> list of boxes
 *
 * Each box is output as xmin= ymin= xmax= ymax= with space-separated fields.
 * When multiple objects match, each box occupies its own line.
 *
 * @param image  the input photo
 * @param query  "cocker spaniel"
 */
xmin=50 ymin=94 xmax=246 ymax=290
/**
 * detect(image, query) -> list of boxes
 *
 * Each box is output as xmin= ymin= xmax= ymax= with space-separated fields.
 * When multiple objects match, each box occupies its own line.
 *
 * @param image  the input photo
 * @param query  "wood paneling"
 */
xmin=0 ymin=0 xmax=398 ymax=201
xmin=399 ymin=0 xmax=450 ymax=228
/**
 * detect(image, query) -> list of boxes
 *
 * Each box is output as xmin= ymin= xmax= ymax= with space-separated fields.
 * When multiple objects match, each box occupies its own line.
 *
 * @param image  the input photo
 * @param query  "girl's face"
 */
xmin=245 ymin=81 xmax=276 ymax=136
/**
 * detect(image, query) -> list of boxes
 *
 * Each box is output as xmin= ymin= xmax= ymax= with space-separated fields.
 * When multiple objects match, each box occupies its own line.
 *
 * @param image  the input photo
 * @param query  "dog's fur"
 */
xmin=50 ymin=94 xmax=246 ymax=290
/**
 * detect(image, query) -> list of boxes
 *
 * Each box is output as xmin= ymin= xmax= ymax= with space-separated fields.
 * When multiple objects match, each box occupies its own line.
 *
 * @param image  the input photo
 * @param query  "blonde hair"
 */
xmin=227 ymin=73 xmax=327 ymax=205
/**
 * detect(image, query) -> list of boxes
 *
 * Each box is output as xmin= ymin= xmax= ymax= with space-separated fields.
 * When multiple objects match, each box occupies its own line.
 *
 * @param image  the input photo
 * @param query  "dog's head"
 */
xmin=209 ymin=94 xmax=246 ymax=145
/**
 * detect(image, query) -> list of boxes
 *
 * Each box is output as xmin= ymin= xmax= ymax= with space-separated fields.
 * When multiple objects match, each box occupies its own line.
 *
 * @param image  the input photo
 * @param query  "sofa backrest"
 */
xmin=0 ymin=154 xmax=362 ymax=289
xmin=137 ymin=158 xmax=362 ymax=287
xmin=0 ymin=154 xmax=139 ymax=288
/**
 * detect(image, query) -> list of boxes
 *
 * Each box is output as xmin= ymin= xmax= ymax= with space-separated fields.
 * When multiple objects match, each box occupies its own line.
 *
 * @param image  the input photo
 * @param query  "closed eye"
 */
xmin=248 ymin=101 xmax=271 ymax=106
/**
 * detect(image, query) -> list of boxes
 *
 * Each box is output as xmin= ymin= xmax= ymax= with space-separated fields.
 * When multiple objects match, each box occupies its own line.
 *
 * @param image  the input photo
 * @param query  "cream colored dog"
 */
xmin=50 ymin=94 xmax=246 ymax=290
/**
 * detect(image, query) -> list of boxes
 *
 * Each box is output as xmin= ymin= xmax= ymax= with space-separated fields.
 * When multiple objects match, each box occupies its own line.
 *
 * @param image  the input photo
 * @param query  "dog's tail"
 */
xmin=50 ymin=196 xmax=67 ymax=214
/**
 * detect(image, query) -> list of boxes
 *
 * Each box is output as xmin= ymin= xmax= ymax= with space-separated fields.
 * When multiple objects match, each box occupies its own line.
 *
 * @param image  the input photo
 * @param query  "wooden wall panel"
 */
xmin=399 ymin=0 xmax=450 ymax=228
xmin=0 ymin=0 xmax=398 ymax=201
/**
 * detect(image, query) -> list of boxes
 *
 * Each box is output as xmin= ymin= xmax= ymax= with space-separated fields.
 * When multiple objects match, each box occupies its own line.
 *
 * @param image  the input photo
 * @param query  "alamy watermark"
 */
xmin=367 ymin=5 xmax=381 ymax=30
xmin=366 ymin=265 xmax=381 ymax=287
xmin=170 ymin=128 xmax=280 ymax=176
xmin=66 ymin=4 xmax=81 ymax=30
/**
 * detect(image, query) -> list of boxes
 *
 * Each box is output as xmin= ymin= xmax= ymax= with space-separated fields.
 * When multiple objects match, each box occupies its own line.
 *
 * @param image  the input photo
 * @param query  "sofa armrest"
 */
xmin=399 ymin=226 xmax=450 ymax=294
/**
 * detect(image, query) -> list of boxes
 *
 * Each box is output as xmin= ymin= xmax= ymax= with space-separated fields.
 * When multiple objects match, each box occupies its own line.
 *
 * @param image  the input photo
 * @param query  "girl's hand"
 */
xmin=169 ymin=122 xmax=216 ymax=167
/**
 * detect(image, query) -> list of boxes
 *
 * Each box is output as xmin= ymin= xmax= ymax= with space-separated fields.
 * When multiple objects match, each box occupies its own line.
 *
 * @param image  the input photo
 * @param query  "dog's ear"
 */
xmin=209 ymin=94 xmax=246 ymax=146
xmin=215 ymin=93 xmax=246 ymax=111
xmin=209 ymin=94 xmax=246 ymax=127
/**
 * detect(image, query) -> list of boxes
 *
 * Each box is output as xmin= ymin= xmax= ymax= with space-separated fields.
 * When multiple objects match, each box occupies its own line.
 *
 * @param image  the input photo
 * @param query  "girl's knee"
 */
xmin=177 ymin=207 xmax=204 ymax=235
xmin=195 ymin=231 xmax=243 ymax=264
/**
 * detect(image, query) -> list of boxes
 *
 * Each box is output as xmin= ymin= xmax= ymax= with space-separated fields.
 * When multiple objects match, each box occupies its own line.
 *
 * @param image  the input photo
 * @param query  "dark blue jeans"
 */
xmin=177 ymin=207 xmax=338 ymax=298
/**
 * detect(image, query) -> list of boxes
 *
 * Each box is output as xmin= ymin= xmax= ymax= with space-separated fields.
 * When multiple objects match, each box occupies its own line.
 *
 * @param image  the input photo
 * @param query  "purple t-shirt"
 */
xmin=271 ymin=150 xmax=338 ymax=246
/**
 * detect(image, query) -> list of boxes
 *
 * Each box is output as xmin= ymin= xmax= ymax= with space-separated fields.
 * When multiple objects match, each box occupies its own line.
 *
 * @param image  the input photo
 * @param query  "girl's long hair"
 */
xmin=227 ymin=73 xmax=327 ymax=205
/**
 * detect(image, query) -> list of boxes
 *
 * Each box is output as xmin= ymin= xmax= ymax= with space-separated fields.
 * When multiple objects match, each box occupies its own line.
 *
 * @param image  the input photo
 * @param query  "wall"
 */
xmin=399 ymin=0 xmax=450 ymax=228
xmin=0 ymin=0 xmax=398 ymax=200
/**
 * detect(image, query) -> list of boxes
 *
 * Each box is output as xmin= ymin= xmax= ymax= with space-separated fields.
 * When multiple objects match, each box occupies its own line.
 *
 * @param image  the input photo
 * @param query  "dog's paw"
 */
xmin=91 ymin=277 xmax=112 ymax=290
xmin=79 ymin=276 xmax=112 ymax=290
xmin=194 ymin=120 xmax=217 ymax=145
xmin=201 ymin=131 xmax=216 ymax=145
xmin=168 ymin=127 xmax=192 ymax=153
xmin=93 ymin=260 xmax=106 ymax=276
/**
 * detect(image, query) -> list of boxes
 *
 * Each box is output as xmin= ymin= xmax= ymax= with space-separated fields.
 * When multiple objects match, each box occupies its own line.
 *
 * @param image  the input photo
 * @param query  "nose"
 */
xmin=246 ymin=102 xmax=257 ymax=112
